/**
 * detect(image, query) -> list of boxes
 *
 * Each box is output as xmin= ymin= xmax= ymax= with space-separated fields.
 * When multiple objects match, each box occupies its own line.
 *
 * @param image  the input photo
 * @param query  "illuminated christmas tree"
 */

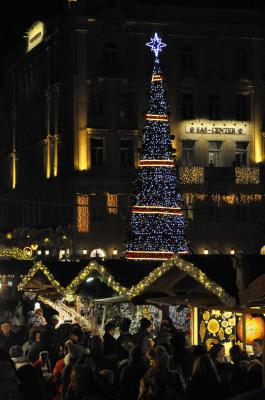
xmin=126 ymin=33 xmax=188 ymax=260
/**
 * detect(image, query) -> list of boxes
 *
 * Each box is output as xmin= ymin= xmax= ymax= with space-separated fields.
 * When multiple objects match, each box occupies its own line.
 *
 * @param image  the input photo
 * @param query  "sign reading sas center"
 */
xmin=185 ymin=123 xmax=249 ymax=135
xmin=26 ymin=21 xmax=45 ymax=53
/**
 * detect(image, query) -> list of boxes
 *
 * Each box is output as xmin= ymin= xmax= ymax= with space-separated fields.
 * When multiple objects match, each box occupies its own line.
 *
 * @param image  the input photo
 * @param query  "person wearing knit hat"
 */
xmin=9 ymin=345 xmax=29 ymax=370
xmin=64 ymin=339 xmax=85 ymax=366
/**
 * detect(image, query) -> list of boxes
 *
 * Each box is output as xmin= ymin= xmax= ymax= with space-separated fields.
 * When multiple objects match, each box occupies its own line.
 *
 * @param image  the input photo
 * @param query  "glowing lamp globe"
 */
xmin=237 ymin=314 xmax=265 ymax=345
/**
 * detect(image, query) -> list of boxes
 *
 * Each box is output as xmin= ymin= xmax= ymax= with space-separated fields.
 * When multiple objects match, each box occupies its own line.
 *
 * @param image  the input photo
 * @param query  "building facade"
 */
xmin=1 ymin=0 xmax=265 ymax=257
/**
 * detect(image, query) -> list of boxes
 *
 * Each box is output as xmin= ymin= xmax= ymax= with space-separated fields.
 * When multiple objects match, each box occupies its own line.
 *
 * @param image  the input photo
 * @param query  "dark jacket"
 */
xmin=0 ymin=331 xmax=18 ymax=352
xmin=133 ymin=329 xmax=150 ymax=354
xmin=0 ymin=360 xmax=20 ymax=400
xmin=103 ymin=333 xmax=117 ymax=356
xmin=120 ymin=361 xmax=147 ymax=400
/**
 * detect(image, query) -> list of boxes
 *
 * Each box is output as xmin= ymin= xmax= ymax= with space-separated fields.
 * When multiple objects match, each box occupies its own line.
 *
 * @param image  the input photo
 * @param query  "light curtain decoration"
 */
xmin=179 ymin=167 xmax=204 ymax=184
xmin=235 ymin=167 xmax=260 ymax=184
xmin=106 ymin=193 xmax=118 ymax=214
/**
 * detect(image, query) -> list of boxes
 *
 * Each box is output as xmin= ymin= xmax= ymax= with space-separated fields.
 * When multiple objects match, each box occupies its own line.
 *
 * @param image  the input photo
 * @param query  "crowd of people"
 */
xmin=0 ymin=307 xmax=264 ymax=400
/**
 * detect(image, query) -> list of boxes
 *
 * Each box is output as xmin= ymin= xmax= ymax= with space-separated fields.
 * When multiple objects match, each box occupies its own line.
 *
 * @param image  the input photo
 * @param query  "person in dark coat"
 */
xmin=120 ymin=345 xmax=148 ymax=400
xmin=185 ymin=354 xmax=228 ymax=400
xmin=27 ymin=329 xmax=46 ymax=363
xmin=170 ymin=331 xmax=193 ymax=382
xmin=0 ymin=347 xmax=20 ymax=400
xmin=103 ymin=321 xmax=117 ymax=357
xmin=133 ymin=318 xmax=152 ymax=354
xmin=66 ymin=364 xmax=106 ymax=400
xmin=117 ymin=318 xmax=133 ymax=360
xmin=139 ymin=346 xmax=185 ymax=400
xmin=0 ymin=320 xmax=18 ymax=352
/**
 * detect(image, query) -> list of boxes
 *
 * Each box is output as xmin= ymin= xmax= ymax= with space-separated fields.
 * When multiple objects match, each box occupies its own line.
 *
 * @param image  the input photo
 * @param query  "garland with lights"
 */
xmin=126 ymin=33 xmax=188 ymax=260
xmin=64 ymin=258 xmax=235 ymax=305
xmin=0 ymin=247 xmax=33 ymax=261
xmin=17 ymin=261 xmax=65 ymax=294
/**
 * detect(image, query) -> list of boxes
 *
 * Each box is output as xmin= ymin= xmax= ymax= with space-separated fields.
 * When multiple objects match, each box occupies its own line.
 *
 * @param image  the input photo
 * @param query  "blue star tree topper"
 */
xmin=146 ymin=32 xmax=167 ymax=58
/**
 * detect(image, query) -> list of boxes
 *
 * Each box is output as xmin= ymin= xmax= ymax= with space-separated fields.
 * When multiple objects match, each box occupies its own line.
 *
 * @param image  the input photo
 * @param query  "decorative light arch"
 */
xmin=90 ymin=248 xmax=107 ymax=259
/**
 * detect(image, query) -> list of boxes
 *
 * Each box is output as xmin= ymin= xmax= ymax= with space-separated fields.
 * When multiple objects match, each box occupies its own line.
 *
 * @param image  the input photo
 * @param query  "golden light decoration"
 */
xmin=17 ymin=261 xmax=64 ymax=294
xmin=38 ymin=295 xmax=91 ymax=331
xmin=64 ymin=256 xmax=236 ymax=305
xmin=207 ymin=319 xmax=220 ymax=335
xmin=106 ymin=193 xmax=118 ymax=215
xmin=13 ymin=254 xmax=234 ymax=307
xmin=0 ymin=247 xmax=33 ymax=261
xmin=0 ymin=274 xmax=15 ymax=280
xmin=203 ymin=311 xmax=210 ymax=321
xmin=237 ymin=314 xmax=265 ymax=345
xmin=179 ymin=167 xmax=204 ymax=184
xmin=182 ymin=193 xmax=206 ymax=203
xmin=170 ymin=257 xmax=236 ymax=306
xmin=235 ymin=167 xmax=260 ymax=184
xmin=76 ymin=193 xmax=89 ymax=233
xmin=239 ymin=194 xmax=262 ymax=203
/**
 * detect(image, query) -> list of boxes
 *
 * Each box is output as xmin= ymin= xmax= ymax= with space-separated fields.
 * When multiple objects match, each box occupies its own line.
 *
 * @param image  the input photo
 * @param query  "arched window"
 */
xmin=260 ymin=246 xmax=265 ymax=255
xmin=90 ymin=248 xmax=107 ymax=259
xmin=104 ymin=42 xmax=117 ymax=66
xmin=182 ymin=46 xmax=193 ymax=72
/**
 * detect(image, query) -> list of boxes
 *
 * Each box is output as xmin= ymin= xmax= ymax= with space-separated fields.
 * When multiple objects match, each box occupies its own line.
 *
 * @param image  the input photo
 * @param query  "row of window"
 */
xmin=90 ymin=93 xmax=249 ymax=121
xmin=182 ymin=93 xmax=249 ymax=120
xmin=91 ymin=93 xmax=133 ymax=119
xmin=182 ymin=140 xmax=248 ymax=167
xmin=103 ymin=42 xmax=250 ymax=76
xmin=91 ymin=138 xmax=134 ymax=167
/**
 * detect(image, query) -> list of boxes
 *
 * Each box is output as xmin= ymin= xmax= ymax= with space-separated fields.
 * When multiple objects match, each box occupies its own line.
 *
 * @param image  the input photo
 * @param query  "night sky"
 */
xmin=0 ymin=0 xmax=66 ymax=59
xmin=0 ymin=0 xmax=264 ymax=60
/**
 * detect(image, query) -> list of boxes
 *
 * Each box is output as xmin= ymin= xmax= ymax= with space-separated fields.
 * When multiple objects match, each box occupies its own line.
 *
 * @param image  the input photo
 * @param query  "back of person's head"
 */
xmin=191 ymin=344 xmax=207 ymax=360
xmin=99 ymin=369 xmax=115 ymax=386
xmin=119 ymin=318 xmax=131 ymax=333
xmin=71 ymin=364 xmax=103 ymax=397
xmin=253 ymin=338 xmax=263 ymax=346
xmin=152 ymin=346 xmax=170 ymax=369
xmin=170 ymin=331 xmax=187 ymax=352
xmin=105 ymin=321 xmax=116 ymax=333
xmin=129 ymin=345 xmax=144 ymax=364
xmin=9 ymin=345 xmax=23 ymax=358
xmin=208 ymin=343 xmax=224 ymax=361
xmin=90 ymin=335 xmax=103 ymax=356
xmin=193 ymin=354 xmax=220 ymax=383
xmin=229 ymin=344 xmax=242 ymax=362
xmin=140 ymin=318 xmax=151 ymax=330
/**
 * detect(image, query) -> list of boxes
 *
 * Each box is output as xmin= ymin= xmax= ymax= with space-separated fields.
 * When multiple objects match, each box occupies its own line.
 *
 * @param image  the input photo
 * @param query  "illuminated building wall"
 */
xmin=1 ymin=2 xmax=265 ymax=256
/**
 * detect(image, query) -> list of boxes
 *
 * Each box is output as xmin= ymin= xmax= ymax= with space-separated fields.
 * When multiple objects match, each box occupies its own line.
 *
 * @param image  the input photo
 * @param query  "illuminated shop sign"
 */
xmin=26 ymin=21 xmax=45 ymax=53
xmin=185 ymin=124 xmax=248 ymax=135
